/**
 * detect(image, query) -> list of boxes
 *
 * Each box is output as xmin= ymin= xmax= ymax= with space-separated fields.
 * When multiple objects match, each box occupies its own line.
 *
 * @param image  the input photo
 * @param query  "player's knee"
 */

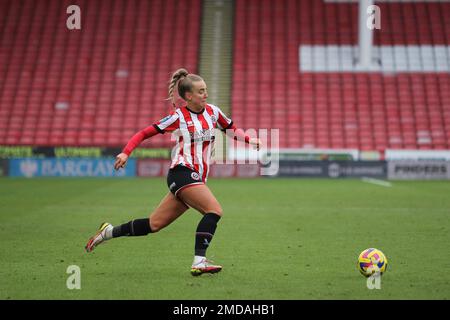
xmin=149 ymin=218 xmax=162 ymax=233
xmin=206 ymin=205 xmax=223 ymax=217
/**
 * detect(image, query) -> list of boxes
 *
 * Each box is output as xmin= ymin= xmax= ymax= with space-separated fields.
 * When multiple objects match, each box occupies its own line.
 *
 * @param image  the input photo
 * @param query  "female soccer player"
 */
xmin=85 ymin=68 xmax=259 ymax=276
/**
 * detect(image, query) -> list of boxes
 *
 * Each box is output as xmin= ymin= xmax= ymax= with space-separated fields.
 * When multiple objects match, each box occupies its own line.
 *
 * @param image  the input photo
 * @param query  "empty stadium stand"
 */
xmin=232 ymin=0 xmax=450 ymax=151
xmin=1 ymin=0 xmax=449 ymax=153
xmin=0 ymin=0 xmax=201 ymax=147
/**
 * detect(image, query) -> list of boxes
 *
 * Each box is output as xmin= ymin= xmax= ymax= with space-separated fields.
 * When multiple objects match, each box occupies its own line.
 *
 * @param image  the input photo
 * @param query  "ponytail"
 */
xmin=168 ymin=68 xmax=189 ymax=107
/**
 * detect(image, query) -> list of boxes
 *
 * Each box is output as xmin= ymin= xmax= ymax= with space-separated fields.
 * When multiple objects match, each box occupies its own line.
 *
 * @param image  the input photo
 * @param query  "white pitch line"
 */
xmin=361 ymin=177 xmax=392 ymax=188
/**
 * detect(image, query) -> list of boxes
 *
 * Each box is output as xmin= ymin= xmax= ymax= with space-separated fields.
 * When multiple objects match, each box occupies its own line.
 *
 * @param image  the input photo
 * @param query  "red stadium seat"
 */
xmin=230 ymin=0 xmax=449 ymax=150
xmin=0 ymin=0 xmax=201 ymax=147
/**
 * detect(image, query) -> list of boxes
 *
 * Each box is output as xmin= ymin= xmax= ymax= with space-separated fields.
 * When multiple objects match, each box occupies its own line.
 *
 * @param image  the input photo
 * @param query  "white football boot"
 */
xmin=190 ymin=257 xmax=222 ymax=276
xmin=85 ymin=222 xmax=113 ymax=252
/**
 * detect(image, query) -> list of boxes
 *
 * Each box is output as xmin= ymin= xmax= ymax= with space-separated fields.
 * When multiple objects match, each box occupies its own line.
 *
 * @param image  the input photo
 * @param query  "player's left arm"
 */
xmin=216 ymin=108 xmax=261 ymax=150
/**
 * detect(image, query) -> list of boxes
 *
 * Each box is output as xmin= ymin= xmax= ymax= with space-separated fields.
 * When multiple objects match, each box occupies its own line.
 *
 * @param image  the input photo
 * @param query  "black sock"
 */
xmin=112 ymin=218 xmax=152 ymax=237
xmin=195 ymin=213 xmax=221 ymax=256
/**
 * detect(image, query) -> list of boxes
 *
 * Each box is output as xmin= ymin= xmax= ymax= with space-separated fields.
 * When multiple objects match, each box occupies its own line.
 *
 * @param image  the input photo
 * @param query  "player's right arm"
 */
xmin=114 ymin=112 xmax=180 ymax=170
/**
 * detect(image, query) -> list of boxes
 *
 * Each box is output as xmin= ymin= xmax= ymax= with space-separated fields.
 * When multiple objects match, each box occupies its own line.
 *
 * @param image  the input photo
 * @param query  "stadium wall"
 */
xmin=1 ymin=146 xmax=449 ymax=180
xmin=2 ymin=157 xmax=450 ymax=180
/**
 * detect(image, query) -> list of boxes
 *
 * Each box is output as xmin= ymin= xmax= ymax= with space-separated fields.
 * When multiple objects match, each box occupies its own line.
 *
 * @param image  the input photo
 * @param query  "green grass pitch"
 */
xmin=1 ymin=177 xmax=449 ymax=299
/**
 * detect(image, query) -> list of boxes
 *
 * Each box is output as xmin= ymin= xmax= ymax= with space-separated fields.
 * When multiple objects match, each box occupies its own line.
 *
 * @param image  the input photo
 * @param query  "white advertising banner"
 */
xmin=388 ymin=160 xmax=450 ymax=180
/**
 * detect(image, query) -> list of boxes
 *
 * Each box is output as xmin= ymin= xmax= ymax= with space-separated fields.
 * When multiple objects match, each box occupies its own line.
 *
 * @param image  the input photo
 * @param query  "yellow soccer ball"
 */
xmin=357 ymin=248 xmax=388 ymax=277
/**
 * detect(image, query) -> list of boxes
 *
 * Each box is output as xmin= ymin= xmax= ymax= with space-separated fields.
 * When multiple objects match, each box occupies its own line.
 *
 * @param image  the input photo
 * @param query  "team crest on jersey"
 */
xmin=187 ymin=120 xmax=194 ymax=126
xmin=210 ymin=115 xmax=216 ymax=122
xmin=191 ymin=172 xmax=200 ymax=181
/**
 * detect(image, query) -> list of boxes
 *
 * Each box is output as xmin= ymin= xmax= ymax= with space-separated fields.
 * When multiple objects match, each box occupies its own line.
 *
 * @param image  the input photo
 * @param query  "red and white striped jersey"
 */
xmin=155 ymin=104 xmax=233 ymax=182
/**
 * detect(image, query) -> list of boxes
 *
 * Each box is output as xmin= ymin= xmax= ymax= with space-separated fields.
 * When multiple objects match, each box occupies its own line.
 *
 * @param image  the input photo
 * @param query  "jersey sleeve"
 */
xmin=154 ymin=111 xmax=180 ymax=133
xmin=122 ymin=125 xmax=160 ymax=156
xmin=215 ymin=106 xmax=233 ymax=131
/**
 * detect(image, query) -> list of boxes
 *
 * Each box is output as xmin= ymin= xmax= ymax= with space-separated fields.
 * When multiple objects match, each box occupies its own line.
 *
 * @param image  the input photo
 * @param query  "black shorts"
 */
xmin=167 ymin=165 xmax=204 ymax=196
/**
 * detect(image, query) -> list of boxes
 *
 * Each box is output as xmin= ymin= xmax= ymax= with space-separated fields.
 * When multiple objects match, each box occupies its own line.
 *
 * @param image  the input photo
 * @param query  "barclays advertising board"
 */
xmin=9 ymin=158 xmax=136 ymax=177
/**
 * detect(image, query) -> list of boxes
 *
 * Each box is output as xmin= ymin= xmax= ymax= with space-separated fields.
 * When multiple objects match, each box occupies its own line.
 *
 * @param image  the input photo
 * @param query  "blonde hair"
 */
xmin=168 ymin=68 xmax=204 ymax=106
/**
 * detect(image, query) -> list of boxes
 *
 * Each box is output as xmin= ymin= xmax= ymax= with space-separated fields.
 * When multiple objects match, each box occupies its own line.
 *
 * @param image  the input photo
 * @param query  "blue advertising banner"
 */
xmin=9 ymin=158 xmax=136 ymax=177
